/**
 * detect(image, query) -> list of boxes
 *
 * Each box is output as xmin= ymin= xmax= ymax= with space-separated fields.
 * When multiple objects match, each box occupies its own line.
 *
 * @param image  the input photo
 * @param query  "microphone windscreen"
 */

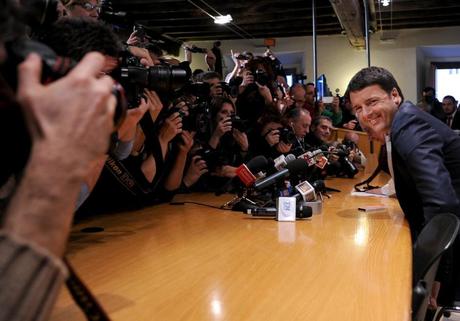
xmin=285 ymin=154 xmax=296 ymax=164
xmin=286 ymin=158 xmax=309 ymax=175
xmin=246 ymin=155 xmax=268 ymax=172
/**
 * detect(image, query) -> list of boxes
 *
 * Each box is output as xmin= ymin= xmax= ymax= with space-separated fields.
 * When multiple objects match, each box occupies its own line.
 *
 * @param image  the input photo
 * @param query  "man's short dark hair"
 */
xmin=312 ymin=115 xmax=332 ymax=128
xmin=443 ymin=95 xmax=457 ymax=104
xmin=345 ymin=66 xmax=404 ymax=102
xmin=423 ymin=86 xmax=435 ymax=95
xmin=33 ymin=17 xmax=122 ymax=61
xmin=202 ymin=71 xmax=221 ymax=82
xmin=285 ymin=107 xmax=309 ymax=121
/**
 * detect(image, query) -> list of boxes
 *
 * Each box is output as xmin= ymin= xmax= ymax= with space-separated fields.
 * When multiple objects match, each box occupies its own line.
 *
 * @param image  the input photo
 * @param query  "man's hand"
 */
xmin=16 ymin=52 xmax=116 ymax=178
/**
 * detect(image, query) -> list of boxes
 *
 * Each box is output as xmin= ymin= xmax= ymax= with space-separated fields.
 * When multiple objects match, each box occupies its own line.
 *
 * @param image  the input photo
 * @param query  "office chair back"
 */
xmin=411 ymin=213 xmax=460 ymax=321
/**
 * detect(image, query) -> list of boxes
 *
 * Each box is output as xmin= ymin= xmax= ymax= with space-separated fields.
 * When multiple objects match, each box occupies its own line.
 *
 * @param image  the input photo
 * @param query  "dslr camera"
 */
xmin=111 ymin=51 xmax=191 ymax=107
xmin=278 ymin=127 xmax=296 ymax=144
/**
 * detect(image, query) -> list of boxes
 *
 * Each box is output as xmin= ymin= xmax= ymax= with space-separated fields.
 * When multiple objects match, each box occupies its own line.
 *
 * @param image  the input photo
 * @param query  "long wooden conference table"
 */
xmin=50 ymin=174 xmax=412 ymax=321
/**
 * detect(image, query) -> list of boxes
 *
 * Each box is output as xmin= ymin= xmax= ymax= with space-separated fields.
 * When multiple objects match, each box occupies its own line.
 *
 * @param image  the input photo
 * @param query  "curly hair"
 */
xmin=33 ymin=17 xmax=122 ymax=60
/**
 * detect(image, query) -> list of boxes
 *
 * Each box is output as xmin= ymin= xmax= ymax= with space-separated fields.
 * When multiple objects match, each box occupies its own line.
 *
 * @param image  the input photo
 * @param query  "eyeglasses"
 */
xmin=75 ymin=2 xmax=101 ymax=12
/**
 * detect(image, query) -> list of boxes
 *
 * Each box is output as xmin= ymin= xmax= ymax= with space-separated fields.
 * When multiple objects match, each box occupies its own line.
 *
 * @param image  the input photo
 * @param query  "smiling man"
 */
xmin=346 ymin=66 xmax=460 ymax=306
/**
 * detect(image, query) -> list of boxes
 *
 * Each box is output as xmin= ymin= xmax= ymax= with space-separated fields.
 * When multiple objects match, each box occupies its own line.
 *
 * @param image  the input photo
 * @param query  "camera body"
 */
xmin=278 ymin=127 xmax=296 ymax=144
xmin=195 ymin=148 xmax=224 ymax=172
xmin=229 ymin=114 xmax=247 ymax=132
xmin=187 ymin=45 xmax=207 ymax=54
xmin=330 ymin=144 xmax=359 ymax=178
xmin=253 ymin=69 xmax=269 ymax=86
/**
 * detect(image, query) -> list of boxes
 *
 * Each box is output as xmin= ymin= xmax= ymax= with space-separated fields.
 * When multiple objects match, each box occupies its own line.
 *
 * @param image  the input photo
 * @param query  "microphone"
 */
xmin=273 ymin=153 xmax=296 ymax=171
xmin=235 ymin=155 xmax=268 ymax=187
xmin=245 ymin=204 xmax=312 ymax=219
xmin=253 ymin=159 xmax=309 ymax=191
xmin=216 ymin=155 xmax=269 ymax=195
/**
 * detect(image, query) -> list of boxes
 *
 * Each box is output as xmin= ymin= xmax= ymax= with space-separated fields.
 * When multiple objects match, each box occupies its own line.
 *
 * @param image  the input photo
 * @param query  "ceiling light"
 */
xmin=381 ymin=0 xmax=390 ymax=6
xmin=214 ymin=14 xmax=233 ymax=24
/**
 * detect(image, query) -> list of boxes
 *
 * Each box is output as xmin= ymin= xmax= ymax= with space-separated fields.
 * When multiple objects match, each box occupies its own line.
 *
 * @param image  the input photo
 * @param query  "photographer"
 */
xmin=236 ymin=56 xmax=275 ymax=126
xmin=0 ymin=1 xmax=115 ymax=319
xmin=249 ymin=111 xmax=293 ymax=159
xmin=34 ymin=17 xmax=159 ymax=206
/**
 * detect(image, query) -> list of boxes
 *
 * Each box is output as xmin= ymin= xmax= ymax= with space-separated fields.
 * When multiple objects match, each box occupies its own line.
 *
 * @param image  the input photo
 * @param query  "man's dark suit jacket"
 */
xmin=391 ymin=101 xmax=460 ymax=302
xmin=450 ymin=108 xmax=460 ymax=130
xmin=391 ymin=101 xmax=460 ymax=237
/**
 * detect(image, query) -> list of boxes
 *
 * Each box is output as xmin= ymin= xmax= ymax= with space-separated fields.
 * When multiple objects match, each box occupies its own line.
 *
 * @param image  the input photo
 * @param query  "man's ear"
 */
xmin=391 ymin=88 xmax=402 ymax=106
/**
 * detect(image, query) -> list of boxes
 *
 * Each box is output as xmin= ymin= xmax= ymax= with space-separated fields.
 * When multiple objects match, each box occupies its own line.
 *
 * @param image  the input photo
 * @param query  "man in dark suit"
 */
xmin=442 ymin=95 xmax=460 ymax=130
xmin=346 ymin=66 xmax=460 ymax=306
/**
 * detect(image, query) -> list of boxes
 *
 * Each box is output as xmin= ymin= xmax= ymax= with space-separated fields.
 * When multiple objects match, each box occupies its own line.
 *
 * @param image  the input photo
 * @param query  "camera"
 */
xmin=186 ymin=45 xmax=207 ymax=54
xmin=329 ymin=144 xmax=359 ymax=178
xmin=253 ymin=69 xmax=269 ymax=86
xmin=171 ymin=83 xmax=212 ymax=136
xmin=236 ymin=53 xmax=251 ymax=60
xmin=229 ymin=114 xmax=247 ymax=132
xmin=278 ymin=127 xmax=296 ymax=144
xmin=111 ymin=51 xmax=191 ymax=107
xmin=196 ymin=148 xmax=224 ymax=172
xmin=216 ymin=81 xmax=231 ymax=96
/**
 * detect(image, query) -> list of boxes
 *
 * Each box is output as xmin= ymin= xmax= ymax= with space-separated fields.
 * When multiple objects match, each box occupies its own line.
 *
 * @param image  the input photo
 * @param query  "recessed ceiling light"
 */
xmin=214 ymin=14 xmax=233 ymax=24
xmin=381 ymin=0 xmax=391 ymax=7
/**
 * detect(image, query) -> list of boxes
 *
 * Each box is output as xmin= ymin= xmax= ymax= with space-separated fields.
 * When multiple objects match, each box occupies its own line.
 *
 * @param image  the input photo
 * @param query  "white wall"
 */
xmin=175 ymin=26 xmax=460 ymax=103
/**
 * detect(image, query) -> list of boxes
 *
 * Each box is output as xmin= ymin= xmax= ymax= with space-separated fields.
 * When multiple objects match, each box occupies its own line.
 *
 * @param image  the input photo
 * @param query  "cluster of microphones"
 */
xmin=220 ymin=147 xmax=345 ymax=220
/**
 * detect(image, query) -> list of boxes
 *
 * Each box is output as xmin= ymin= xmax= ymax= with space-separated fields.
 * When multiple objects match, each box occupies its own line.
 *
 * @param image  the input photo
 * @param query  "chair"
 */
xmin=412 ymin=213 xmax=460 ymax=321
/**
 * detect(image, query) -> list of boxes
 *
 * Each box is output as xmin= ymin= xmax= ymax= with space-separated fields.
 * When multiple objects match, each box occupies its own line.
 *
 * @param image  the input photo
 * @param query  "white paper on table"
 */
xmin=351 ymin=191 xmax=389 ymax=198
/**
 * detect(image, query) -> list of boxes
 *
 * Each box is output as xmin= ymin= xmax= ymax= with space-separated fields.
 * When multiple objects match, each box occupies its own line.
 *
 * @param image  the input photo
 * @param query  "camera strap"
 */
xmin=64 ymin=257 xmax=112 ymax=321
xmin=104 ymin=155 xmax=151 ymax=196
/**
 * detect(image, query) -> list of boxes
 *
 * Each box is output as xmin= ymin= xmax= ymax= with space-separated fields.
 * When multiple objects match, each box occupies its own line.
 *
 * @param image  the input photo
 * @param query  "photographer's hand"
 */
xmin=209 ymin=116 xmax=232 ymax=149
xmin=276 ymin=141 xmax=292 ymax=154
xmin=239 ymin=70 xmax=254 ymax=93
xmin=343 ymin=120 xmax=358 ymax=130
xmin=183 ymin=156 xmax=208 ymax=188
xmin=159 ymin=112 xmax=183 ymax=158
xmin=126 ymin=30 xmax=140 ymax=46
xmin=118 ymin=97 xmax=149 ymax=142
xmin=178 ymin=130 xmax=195 ymax=154
xmin=6 ymin=52 xmax=115 ymax=257
xmin=144 ymin=89 xmax=164 ymax=121
xmin=233 ymin=129 xmax=249 ymax=152
xmin=264 ymin=129 xmax=280 ymax=147
xmin=256 ymin=83 xmax=273 ymax=105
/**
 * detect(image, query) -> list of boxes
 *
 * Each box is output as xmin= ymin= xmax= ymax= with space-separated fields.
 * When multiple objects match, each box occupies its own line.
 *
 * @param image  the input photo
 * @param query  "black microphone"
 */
xmin=245 ymin=204 xmax=312 ymax=219
xmin=253 ymin=159 xmax=309 ymax=191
